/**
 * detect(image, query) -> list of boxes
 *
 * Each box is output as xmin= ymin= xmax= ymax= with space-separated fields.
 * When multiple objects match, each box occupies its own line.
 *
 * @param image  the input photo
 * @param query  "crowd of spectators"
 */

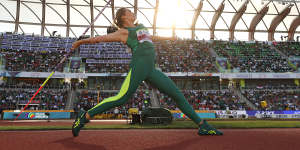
xmin=274 ymin=42 xmax=300 ymax=72
xmin=242 ymin=89 xmax=300 ymax=111
xmin=0 ymin=78 xmax=69 ymax=89
xmin=74 ymin=83 xmax=150 ymax=113
xmin=0 ymin=32 xmax=74 ymax=72
xmin=240 ymin=79 xmax=300 ymax=110
xmin=275 ymin=42 xmax=300 ymax=57
xmin=1 ymin=33 xmax=300 ymax=112
xmin=87 ymin=77 xmax=220 ymax=91
xmin=0 ymin=89 xmax=68 ymax=110
xmin=0 ymin=77 xmax=70 ymax=110
xmin=1 ymin=33 xmax=298 ymax=74
xmin=2 ymin=49 xmax=67 ymax=72
xmin=84 ymin=40 xmax=218 ymax=73
xmin=155 ymin=40 xmax=217 ymax=73
xmin=81 ymin=42 xmax=131 ymax=73
xmin=213 ymin=41 xmax=295 ymax=72
xmin=158 ymin=90 xmax=248 ymax=111
xmin=86 ymin=63 xmax=130 ymax=73
xmin=74 ymin=88 xmax=248 ymax=114
xmin=1 ymin=77 xmax=300 ymax=112
xmin=240 ymin=79 xmax=300 ymax=90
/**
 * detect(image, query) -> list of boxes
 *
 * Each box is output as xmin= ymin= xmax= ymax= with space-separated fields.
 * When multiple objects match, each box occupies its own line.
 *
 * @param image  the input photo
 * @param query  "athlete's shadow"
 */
xmin=53 ymin=137 xmax=106 ymax=150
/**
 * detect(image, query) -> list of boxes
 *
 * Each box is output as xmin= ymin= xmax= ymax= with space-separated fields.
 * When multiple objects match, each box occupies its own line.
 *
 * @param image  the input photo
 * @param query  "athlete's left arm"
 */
xmin=151 ymin=35 xmax=177 ymax=41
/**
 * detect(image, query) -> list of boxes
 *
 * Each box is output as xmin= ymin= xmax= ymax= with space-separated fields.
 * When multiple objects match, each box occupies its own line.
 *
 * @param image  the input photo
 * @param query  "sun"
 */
xmin=157 ymin=0 xmax=186 ymax=29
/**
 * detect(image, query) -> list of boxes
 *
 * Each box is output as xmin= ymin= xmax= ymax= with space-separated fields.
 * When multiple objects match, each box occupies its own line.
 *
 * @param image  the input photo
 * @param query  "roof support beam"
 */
xmin=21 ymin=1 xmax=50 ymax=35
xmin=111 ymin=0 xmax=115 ymax=23
xmin=268 ymin=5 xmax=292 ymax=41
xmin=191 ymin=0 xmax=203 ymax=40
xmin=248 ymin=5 xmax=269 ymax=41
xmin=66 ymin=0 xmax=70 ymax=37
xmin=134 ymin=0 xmax=138 ymax=17
xmin=288 ymin=16 xmax=300 ymax=41
xmin=14 ymin=0 xmax=20 ymax=33
xmin=90 ymin=0 xmax=94 ymax=37
xmin=153 ymin=0 xmax=159 ymax=36
xmin=124 ymin=0 xmax=152 ymax=26
xmin=210 ymin=2 xmax=224 ymax=40
xmin=229 ymin=0 xmax=248 ymax=41
xmin=41 ymin=0 xmax=45 ymax=36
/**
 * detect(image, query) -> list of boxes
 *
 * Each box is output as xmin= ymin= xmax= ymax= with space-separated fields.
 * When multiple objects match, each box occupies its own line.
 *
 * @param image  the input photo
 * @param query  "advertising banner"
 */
xmin=221 ymin=73 xmax=300 ymax=79
xmin=246 ymin=110 xmax=300 ymax=117
xmin=215 ymin=110 xmax=248 ymax=118
xmin=172 ymin=113 xmax=216 ymax=119
xmin=3 ymin=112 xmax=71 ymax=120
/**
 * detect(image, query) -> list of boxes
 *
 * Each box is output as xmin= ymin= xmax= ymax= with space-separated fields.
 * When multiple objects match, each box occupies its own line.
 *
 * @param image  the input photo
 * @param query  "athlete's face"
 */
xmin=123 ymin=9 xmax=136 ymax=23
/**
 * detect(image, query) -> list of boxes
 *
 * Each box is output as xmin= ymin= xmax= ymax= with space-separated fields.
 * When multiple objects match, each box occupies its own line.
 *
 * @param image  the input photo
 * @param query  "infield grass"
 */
xmin=1 ymin=120 xmax=300 ymax=131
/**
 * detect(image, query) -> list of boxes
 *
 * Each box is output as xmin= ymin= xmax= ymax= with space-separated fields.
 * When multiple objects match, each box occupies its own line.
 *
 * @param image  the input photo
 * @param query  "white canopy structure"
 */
xmin=1 ymin=0 xmax=300 ymax=41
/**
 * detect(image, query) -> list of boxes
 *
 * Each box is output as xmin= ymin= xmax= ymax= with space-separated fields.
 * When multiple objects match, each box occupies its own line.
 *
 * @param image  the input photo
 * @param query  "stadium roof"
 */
xmin=1 ymin=0 xmax=300 ymax=41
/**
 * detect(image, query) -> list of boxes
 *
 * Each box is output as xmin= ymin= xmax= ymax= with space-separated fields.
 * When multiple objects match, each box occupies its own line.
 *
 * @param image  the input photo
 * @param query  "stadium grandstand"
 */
xmin=0 ymin=0 xmax=300 ymax=121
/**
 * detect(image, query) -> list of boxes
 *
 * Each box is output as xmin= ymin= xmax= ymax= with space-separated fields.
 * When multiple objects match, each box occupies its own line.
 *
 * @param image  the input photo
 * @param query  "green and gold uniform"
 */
xmin=87 ymin=24 xmax=202 ymax=125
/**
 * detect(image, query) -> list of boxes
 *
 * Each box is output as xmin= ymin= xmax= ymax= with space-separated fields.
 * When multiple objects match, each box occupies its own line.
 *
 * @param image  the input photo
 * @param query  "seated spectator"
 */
xmin=0 ymin=89 xmax=68 ymax=110
xmin=242 ymin=89 xmax=300 ymax=110
xmin=213 ymin=41 xmax=295 ymax=73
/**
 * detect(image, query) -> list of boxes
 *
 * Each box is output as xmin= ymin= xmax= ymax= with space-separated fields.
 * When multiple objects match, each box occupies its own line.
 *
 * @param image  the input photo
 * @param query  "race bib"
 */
xmin=136 ymin=28 xmax=152 ymax=43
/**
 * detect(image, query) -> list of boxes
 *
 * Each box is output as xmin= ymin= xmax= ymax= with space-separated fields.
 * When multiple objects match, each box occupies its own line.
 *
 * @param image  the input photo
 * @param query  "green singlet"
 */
xmin=87 ymin=24 xmax=202 ymax=125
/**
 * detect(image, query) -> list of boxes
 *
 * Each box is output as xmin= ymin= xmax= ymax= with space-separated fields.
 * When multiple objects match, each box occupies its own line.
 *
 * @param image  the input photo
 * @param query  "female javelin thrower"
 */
xmin=71 ymin=8 xmax=223 ymax=137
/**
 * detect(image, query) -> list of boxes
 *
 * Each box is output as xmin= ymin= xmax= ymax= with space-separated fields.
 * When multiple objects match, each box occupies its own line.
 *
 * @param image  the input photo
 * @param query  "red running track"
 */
xmin=0 ymin=128 xmax=300 ymax=150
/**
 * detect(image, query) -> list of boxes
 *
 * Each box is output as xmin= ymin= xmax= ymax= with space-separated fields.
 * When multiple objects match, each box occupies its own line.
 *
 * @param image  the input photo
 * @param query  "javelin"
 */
xmin=15 ymin=0 xmax=112 ymax=120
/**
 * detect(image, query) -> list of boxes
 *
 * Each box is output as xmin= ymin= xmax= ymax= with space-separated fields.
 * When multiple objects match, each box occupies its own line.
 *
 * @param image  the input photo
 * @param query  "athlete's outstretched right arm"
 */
xmin=71 ymin=29 xmax=128 ymax=50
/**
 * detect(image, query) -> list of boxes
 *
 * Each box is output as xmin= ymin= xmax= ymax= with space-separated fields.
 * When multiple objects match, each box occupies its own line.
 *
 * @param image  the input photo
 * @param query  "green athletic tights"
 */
xmin=87 ymin=54 xmax=202 ymax=125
